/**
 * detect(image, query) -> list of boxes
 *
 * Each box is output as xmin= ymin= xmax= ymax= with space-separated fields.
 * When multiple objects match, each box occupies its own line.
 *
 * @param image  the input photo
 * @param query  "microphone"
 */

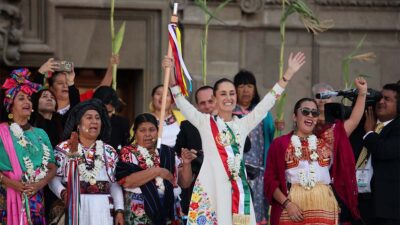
xmin=81 ymin=126 xmax=89 ymax=133
xmin=315 ymin=89 xmax=358 ymax=99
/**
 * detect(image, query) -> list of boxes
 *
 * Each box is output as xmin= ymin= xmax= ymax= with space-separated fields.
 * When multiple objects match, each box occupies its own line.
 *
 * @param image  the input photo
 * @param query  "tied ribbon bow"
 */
xmin=2 ymin=68 xmax=42 ymax=112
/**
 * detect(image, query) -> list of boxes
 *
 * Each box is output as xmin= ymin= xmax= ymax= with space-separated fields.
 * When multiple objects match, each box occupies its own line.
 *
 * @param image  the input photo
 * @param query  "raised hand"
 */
xmin=285 ymin=52 xmax=306 ymax=81
xmin=162 ymin=56 xmax=176 ymax=87
xmin=110 ymin=54 xmax=120 ymax=66
xmin=38 ymin=58 xmax=58 ymax=75
xmin=65 ymin=63 xmax=76 ymax=86
xmin=354 ymin=77 xmax=368 ymax=93
xmin=68 ymin=132 xmax=79 ymax=154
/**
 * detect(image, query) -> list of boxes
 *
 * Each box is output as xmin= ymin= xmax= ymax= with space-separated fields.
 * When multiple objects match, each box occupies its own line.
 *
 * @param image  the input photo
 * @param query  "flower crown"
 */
xmin=2 ymin=68 xmax=42 ymax=112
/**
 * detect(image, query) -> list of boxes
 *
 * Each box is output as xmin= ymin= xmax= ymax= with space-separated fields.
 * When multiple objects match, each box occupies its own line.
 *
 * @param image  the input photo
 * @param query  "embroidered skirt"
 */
xmin=0 ymin=184 xmax=46 ymax=225
xmin=279 ymin=184 xmax=339 ymax=225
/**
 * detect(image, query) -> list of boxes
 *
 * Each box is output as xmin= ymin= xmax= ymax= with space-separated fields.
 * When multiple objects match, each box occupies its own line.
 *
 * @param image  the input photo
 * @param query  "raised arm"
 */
xmin=344 ymin=77 xmax=368 ymax=136
xmin=239 ymin=52 xmax=306 ymax=134
xmin=98 ymin=54 xmax=119 ymax=89
xmin=164 ymin=57 xmax=207 ymax=128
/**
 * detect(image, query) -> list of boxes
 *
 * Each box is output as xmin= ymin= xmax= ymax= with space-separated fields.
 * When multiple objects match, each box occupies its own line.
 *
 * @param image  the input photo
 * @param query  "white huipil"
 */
xmin=49 ymin=141 xmax=124 ymax=225
xmin=170 ymin=84 xmax=284 ymax=225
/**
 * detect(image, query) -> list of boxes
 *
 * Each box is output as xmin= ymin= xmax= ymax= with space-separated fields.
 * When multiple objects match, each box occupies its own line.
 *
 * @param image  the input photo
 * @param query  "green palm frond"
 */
xmin=195 ymin=0 xmax=232 ymax=85
xmin=110 ymin=0 xmax=126 ymax=90
xmin=282 ymin=0 xmax=334 ymax=34
xmin=341 ymin=35 xmax=368 ymax=89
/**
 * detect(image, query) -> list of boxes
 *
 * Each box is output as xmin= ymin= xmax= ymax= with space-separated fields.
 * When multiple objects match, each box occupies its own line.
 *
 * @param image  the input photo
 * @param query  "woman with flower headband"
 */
xmin=117 ymin=113 xmax=196 ymax=225
xmin=264 ymin=77 xmax=367 ymax=225
xmin=165 ymin=52 xmax=306 ymax=225
xmin=0 ymin=68 xmax=57 ymax=225
xmin=48 ymin=98 xmax=124 ymax=225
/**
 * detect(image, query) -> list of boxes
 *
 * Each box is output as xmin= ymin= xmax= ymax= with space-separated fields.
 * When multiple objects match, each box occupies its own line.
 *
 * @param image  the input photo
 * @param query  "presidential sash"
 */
xmin=209 ymin=116 xmax=251 ymax=225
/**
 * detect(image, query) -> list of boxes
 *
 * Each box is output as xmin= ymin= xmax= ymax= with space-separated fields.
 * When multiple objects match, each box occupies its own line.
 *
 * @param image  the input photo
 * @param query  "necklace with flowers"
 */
xmin=215 ymin=116 xmax=242 ymax=181
xmin=10 ymin=123 xmax=51 ymax=183
xmin=134 ymin=145 xmax=165 ymax=195
xmin=291 ymin=134 xmax=318 ymax=190
xmin=77 ymin=140 xmax=104 ymax=185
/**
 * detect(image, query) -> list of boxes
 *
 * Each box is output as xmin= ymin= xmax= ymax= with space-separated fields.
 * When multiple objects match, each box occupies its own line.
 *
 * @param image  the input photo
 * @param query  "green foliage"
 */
xmin=110 ymin=0 xmax=126 ymax=90
xmin=195 ymin=0 xmax=232 ymax=85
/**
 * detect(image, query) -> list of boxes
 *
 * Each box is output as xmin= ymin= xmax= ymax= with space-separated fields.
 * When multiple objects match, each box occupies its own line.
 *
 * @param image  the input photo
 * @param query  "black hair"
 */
xmin=62 ymin=98 xmax=111 ymax=142
xmin=47 ymin=72 xmax=66 ymax=88
xmin=130 ymin=113 xmax=158 ymax=143
xmin=293 ymin=98 xmax=318 ymax=115
xmin=0 ymin=90 xmax=8 ymax=122
xmin=382 ymin=83 xmax=400 ymax=114
xmin=195 ymin=85 xmax=213 ymax=104
xmin=31 ymin=89 xmax=58 ymax=115
xmin=93 ymin=86 xmax=121 ymax=109
xmin=213 ymin=78 xmax=234 ymax=96
xmin=233 ymin=70 xmax=261 ymax=105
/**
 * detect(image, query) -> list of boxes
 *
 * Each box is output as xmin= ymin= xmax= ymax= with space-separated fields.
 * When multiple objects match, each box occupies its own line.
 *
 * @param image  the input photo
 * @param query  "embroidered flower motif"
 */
xmin=215 ymin=116 xmax=243 ymax=181
xmin=291 ymin=134 xmax=319 ymax=190
xmin=191 ymin=193 xmax=201 ymax=203
xmin=188 ymin=179 xmax=217 ymax=225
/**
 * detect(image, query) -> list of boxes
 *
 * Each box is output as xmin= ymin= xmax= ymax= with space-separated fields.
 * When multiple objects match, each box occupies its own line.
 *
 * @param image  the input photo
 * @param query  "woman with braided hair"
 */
xmin=48 ymin=99 xmax=124 ymax=225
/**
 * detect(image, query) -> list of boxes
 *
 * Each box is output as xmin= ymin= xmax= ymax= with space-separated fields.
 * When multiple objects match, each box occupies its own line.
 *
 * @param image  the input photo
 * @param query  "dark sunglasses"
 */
xmin=299 ymin=107 xmax=320 ymax=118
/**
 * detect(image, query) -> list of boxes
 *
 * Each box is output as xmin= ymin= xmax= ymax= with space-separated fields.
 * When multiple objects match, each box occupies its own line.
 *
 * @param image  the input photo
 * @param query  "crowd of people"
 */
xmin=0 ymin=50 xmax=399 ymax=225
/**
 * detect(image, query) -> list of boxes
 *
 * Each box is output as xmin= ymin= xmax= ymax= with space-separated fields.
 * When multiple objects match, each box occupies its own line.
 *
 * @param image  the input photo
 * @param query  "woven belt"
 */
xmin=80 ymin=181 xmax=110 ymax=194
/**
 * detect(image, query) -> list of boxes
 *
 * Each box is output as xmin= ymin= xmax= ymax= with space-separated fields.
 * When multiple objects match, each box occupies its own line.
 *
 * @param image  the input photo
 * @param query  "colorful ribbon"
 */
xmin=168 ymin=24 xmax=192 ymax=96
xmin=2 ymin=68 xmax=42 ymax=112
xmin=67 ymin=159 xmax=80 ymax=225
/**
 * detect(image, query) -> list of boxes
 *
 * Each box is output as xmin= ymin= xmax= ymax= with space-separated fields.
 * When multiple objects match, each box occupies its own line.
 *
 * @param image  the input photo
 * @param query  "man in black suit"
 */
xmin=363 ymin=83 xmax=400 ymax=225
xmin=174 ymin=85 xmax=216 ymax=221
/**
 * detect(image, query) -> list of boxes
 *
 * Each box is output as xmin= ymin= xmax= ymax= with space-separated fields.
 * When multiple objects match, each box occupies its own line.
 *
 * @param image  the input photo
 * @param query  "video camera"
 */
xmin=316 ymin=88 xmax=382 ymax=122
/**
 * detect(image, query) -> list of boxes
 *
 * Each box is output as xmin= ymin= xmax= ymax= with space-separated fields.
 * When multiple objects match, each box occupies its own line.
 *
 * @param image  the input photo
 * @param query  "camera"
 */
xmin=322 ymin=88 xmax=382 ymax=123
xmin=54 ymin=60 xmax=73 ymax=72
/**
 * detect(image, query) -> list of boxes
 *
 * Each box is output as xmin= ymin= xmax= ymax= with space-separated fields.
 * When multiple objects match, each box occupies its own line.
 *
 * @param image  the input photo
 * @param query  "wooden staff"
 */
xmin=157 ymin=3 xmax=179 ymax=149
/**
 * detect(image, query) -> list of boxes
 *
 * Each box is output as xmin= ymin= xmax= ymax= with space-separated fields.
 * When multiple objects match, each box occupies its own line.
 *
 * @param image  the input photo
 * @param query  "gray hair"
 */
xmin=312 ymin=83 xmax=335 ymax=97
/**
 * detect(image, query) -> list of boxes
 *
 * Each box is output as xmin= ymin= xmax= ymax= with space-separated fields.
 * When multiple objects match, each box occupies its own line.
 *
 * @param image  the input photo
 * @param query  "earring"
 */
xmin=8 ymin=113 xmax=13 ymax=120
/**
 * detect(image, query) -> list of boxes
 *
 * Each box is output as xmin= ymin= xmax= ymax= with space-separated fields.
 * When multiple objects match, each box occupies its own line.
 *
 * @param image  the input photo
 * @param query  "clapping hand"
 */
xmin=181 ymin=148 xmax=197 ymax=165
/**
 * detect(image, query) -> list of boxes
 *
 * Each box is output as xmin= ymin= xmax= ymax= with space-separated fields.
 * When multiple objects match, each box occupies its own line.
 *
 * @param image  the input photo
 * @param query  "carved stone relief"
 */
xmin=239 ymin=0 xmax=264 ymax=13
xmin=314 ymin=0 xmax=400 ymax=7
xmin=0 ymin=0 xmax=23 ymax=65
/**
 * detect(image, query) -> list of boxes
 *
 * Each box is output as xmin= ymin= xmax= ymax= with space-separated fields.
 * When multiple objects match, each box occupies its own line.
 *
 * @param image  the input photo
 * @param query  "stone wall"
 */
xmin=1 ymin=0 xmax=399 ymax=127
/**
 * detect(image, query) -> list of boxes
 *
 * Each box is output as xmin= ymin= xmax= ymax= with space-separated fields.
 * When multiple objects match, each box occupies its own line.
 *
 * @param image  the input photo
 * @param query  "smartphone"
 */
xmin=54 ymin=60 xmax=73 ymax=72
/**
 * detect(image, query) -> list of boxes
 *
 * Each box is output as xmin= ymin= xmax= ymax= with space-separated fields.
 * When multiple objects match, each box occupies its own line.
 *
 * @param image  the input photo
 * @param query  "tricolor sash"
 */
xmin=209 ymin=117 xmax=251 ymax=225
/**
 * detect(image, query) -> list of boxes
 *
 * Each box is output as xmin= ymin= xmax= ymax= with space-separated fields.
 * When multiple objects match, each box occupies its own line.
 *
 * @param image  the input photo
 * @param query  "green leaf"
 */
xmin=113 ymin=21 xmax=126 ymax=54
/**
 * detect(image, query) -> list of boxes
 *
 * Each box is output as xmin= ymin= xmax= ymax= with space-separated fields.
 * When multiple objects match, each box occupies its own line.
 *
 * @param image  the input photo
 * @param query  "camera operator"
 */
xmin=313 ymin=77 xmax=367 ymax=137
xmin=362 ymin=83 xmax=400 ymax=225
xmin=312 ymin=77 xmax=368 ymax=224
